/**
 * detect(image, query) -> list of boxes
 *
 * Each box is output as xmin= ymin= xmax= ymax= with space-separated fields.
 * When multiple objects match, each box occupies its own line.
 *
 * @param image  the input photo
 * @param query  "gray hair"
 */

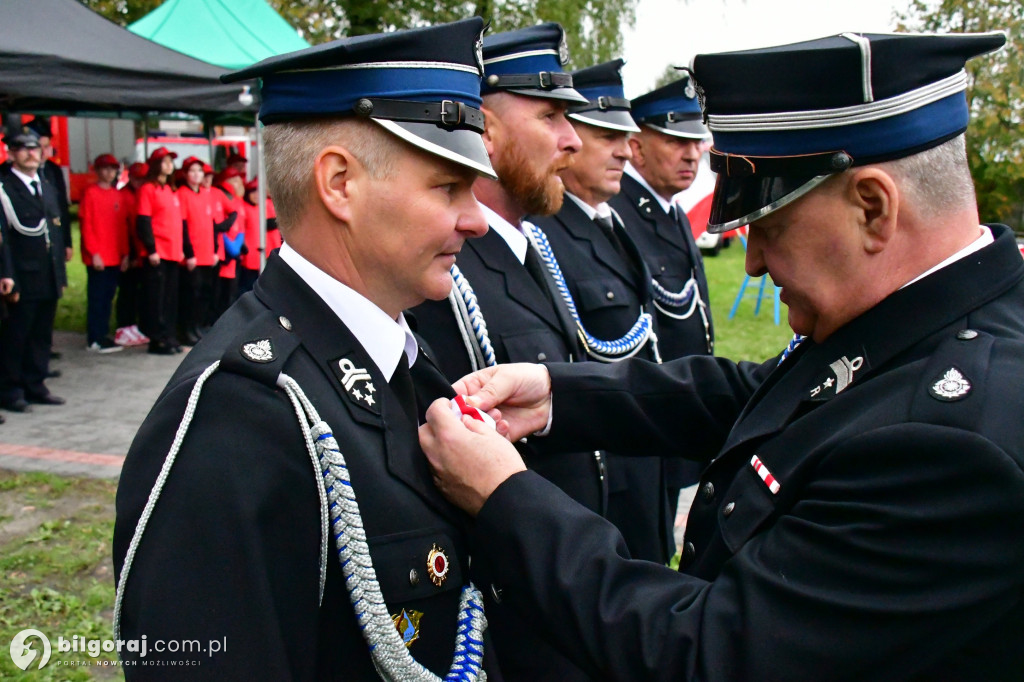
xmin=880 ymin=134 xmax=976 ymax=218
xmin=263 ymin=118 xmax=400 ymax=235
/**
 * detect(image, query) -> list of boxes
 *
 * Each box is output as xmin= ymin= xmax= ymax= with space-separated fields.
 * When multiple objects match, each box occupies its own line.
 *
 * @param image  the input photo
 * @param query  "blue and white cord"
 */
xmin=524 ymin=223 xmax=659 ymax=363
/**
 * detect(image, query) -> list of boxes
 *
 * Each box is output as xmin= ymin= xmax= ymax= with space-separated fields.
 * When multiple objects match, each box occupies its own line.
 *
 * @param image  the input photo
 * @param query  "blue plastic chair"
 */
xmin=728 ymin=233 xmax=782 ymax=325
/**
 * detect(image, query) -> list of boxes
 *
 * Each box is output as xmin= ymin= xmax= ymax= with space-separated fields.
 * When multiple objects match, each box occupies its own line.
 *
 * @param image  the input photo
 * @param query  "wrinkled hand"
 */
xmin=420 ymin=398 xmax=526 ymax=516
xmin=453 ymin=363 xmax=552 ymax=442
xmin=0 ymin=278 xmax=14 ymax=296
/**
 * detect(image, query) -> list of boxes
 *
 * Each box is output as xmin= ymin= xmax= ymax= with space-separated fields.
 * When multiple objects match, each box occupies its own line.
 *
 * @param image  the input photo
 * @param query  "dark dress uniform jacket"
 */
xmin=411 ymin=225 xmax=603 ymax=681
xmin=609 ymin=173 xmax=712 ymax=360
xmin=114 ymin=254 xmax=501 ymax=680
xmin=531 ymin=199 xmax=673 ymax=564
xmin=0 ymin=168 xmax=67 ymax=300
xmin=470 ymin=225 xmax=1024 ymax=681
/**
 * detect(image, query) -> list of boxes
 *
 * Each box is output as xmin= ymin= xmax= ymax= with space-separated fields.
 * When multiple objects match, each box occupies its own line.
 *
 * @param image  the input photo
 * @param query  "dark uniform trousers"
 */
xmin=0 ymin=169 xmax=66 ymax=402
xmin=470 ymin=225 xmax=1024 ymax=681
xmin=531 ymin=199 xmax=674 ymax=564
xmin=411 ymin=225 xmax=605 ymax=681
xmin=114 ymin=254 xmax=502 ymax=679
xmin=142 ymin=259 xmax=180 ymax=346
xmin=610 ymin=174 xmax=714 ymax=502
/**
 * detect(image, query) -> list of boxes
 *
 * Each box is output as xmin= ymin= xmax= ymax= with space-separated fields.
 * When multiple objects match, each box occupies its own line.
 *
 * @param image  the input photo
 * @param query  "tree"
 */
xmin=898 ymin=0 xmax=1024 ymax=231
xmin=268 ymin=0 xmax=636 ymax=67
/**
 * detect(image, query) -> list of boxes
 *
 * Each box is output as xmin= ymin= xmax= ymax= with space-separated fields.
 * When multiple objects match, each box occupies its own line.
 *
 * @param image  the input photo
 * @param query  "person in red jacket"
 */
xmin=80 ymin=153 xmax=129 ymax=352
xmin=176 ymin=157 xmax=236 ymax=343
xmin=238 ymin=177 xmax=279 ymax=296
xmin=113 ymin=163 xmax=150 ymax=347
xmin=212 ymin=168 xmax=244 ymax=318
xmin=136 ymin=147 xmax=194 ymax=355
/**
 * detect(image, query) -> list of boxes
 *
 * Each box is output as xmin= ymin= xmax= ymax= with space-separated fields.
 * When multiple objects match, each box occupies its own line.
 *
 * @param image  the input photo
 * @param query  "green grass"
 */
xmin=701 ymin=240 xmax=794 ymax=363
xmin=0 ymin=471 xmax=121 ymax=681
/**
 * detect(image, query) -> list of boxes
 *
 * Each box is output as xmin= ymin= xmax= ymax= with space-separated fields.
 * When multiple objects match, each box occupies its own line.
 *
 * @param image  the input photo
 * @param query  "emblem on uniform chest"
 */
xmin=337 ymin=358 xmax=376 ymax=406
xmin=809 ymin=354 xmax=864 ymax=400
xmin=426 ymin=544 xmax=449 ymax=587
xmin=929 ymin=367 xmax=971 ymax=401
xmin=391 ymin=608 xmax=423 ymax=647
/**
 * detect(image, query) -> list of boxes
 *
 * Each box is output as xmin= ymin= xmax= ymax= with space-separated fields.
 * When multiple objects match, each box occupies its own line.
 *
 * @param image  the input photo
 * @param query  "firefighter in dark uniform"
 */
xmin=423 ymin=31 xmax=1024 ymax=681
xmin=528 ymin=59 xmax=673 ymax=564
xmin=0 ymin=129 xmax=67 ymax=412
xmin=410 ymin=24 xmax=610 ymax=681
xmin=610 ymin=77 xmax=715 ymax=510
xmin=114 ymin=19 xmax=502 ymax=679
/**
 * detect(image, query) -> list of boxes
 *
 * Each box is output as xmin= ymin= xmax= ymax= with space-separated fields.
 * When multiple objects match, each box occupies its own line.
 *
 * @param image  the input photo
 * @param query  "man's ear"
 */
xmin=627 ymin=135 xmax=644 ymax=168
xmin=480 ymin=105 xmax=501 ymax=158
xmin=848 ymin=167 xmax=899 ymax=254
xmin=314 ymin=145 xmax=361 ymax=224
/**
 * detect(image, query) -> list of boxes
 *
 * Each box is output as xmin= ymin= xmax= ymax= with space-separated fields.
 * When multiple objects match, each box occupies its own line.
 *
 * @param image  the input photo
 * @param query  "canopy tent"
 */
xmin=129 ymin=0 xmax=309 ymax=70
xmin=0 ymin=0 xmax=256 ymax=118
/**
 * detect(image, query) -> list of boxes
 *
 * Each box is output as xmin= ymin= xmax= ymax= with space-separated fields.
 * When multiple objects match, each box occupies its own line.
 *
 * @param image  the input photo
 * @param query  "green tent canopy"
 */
xmin=129 ymin=0 xmax=310 ymax=70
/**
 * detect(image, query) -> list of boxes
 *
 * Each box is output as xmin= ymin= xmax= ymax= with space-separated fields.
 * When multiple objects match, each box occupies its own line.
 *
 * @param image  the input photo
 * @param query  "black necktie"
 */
xmin=595 ymin=214 xmax=635 ymax=268
xmin=388 ymin=354 xmax=418 ymax=425
xmin=30 ymin=180 xmax=43 ymax=206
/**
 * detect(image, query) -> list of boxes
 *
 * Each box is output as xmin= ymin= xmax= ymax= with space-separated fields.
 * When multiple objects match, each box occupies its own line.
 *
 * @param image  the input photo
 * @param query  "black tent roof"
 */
xmin=0 ymin=0 xmax=257 ymax=117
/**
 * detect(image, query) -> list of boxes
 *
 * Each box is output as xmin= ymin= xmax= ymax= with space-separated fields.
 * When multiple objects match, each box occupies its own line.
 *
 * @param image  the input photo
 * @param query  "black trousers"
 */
xmin=0 ymin=297 xmax=58 ymax=401
xmin=86 ymin=267 xmax=121 ymax=345
xmin=190 ymin=265 xmax=217 ymax=329
xmin=116 ymin=266 xmax=145 ymax=330
xmin=143 ymin=260 xmax=180 ymax=347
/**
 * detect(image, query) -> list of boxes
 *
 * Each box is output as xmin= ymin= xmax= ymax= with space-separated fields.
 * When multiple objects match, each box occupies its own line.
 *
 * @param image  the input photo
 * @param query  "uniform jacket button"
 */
xmin=409 ymin=569 xmax=420 ymax=586
xmin=605 ymin=291 xmax=615 ymax=300
xmin=680 ymin=541 xmax=696 ymax=568
xmin=536 ymin=352 xmax=547 ymax=361
xmin=700 ymin=481 xmax=715 ymax=502
xmin=722 ymin=502 xmax=735 ymax=517
xmin=956 ymin=329 xmax=978 ymax=340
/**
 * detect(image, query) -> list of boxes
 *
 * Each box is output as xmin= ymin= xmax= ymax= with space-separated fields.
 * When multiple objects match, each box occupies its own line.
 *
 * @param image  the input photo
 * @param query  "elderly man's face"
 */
xmin=485 ymin=94 xmax=581 ymax=216
xmin=631 ymin=129 xmax=702 ymax=199
xmin=559 ymin=122 xmax=631 ymax=206
xmin=348 ymin=144 xmax=488 ymax=316
xmin=744 ymin=177 xmax=865 ymax=342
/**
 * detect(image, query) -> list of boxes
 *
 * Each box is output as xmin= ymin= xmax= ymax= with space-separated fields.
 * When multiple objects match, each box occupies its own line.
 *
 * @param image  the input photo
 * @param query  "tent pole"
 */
xmin=256 ymin=113 xmax=267 ymax=272
xmin=143 ymin=117 xmax=150 ymax=159
xmin=207 ymin=118 xmax=214 ymax=168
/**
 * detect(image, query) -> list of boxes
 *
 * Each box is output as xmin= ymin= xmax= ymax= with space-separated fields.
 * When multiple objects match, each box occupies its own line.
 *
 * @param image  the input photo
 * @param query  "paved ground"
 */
xmin=0 ymin=330 xmax=184 ymax=478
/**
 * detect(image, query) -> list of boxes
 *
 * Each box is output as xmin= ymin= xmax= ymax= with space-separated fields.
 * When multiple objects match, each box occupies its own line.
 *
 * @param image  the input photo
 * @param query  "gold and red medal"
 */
xmin=426 ymin=543 xmax=449 ymax=586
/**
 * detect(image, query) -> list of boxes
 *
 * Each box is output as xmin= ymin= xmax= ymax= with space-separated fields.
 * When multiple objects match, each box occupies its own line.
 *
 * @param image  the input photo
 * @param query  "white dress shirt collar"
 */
xmin=902 ymin=225 xmax=995 ymax=289
xmin=278 ymin=243 xmax=417 ymax=381
xmin=624 ymin=162 xmax=673 ymax=214
xmin=479 ymin=201 xmax=529 ymax=265
xmin=10 ymin=166 xmax=41 ymax=194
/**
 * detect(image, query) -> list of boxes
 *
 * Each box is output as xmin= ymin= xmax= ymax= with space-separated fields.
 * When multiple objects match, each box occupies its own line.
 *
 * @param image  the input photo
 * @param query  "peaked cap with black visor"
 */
xmin=630 ymin=76 xmax=709 ymax=139
xmin=222 ymin=18 xmax=496 ymax=179
xmin=480 ymin=23 xmax=588 ymax=104
xmin=691 ymin=31 xmax=1006 ymax=233
xmin=566 ymin=59 xmax=640 ymax=133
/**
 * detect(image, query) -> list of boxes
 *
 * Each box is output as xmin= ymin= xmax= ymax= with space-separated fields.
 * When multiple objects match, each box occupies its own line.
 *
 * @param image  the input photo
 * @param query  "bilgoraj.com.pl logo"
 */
xmin=9 ymin=629 xmax=51 ymax=671
xmin=10 ymin=628 xmax=225 ymax=670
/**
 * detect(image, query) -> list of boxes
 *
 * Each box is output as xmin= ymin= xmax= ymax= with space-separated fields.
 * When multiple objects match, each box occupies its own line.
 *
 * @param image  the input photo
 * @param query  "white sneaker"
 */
xmin=114 ymin=327 xmax=133 ymax=346
xmin=88 ymin=339 xmax=124 ymax=354
xmin=129 ymin=325 xmax=150 ymax=346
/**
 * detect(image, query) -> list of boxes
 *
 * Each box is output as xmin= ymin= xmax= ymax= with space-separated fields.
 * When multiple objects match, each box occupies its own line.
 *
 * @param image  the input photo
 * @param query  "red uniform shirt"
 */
xmin=266 ymin=197 xmax=282 ymax=253
xmin=240 ymin=198 xmax=279 ymax=270
xmin=216 ymin=188 xmax=245 ymax=279
xmin=120 ymin=186 xmax=146 ymax=260
xmin=177 ymin=185 xmax=219 ymax=267
xmin=137 ymin=181 xmax=184 ymax=263
xmin=80 ymin=184 xmax=129 ymax=267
